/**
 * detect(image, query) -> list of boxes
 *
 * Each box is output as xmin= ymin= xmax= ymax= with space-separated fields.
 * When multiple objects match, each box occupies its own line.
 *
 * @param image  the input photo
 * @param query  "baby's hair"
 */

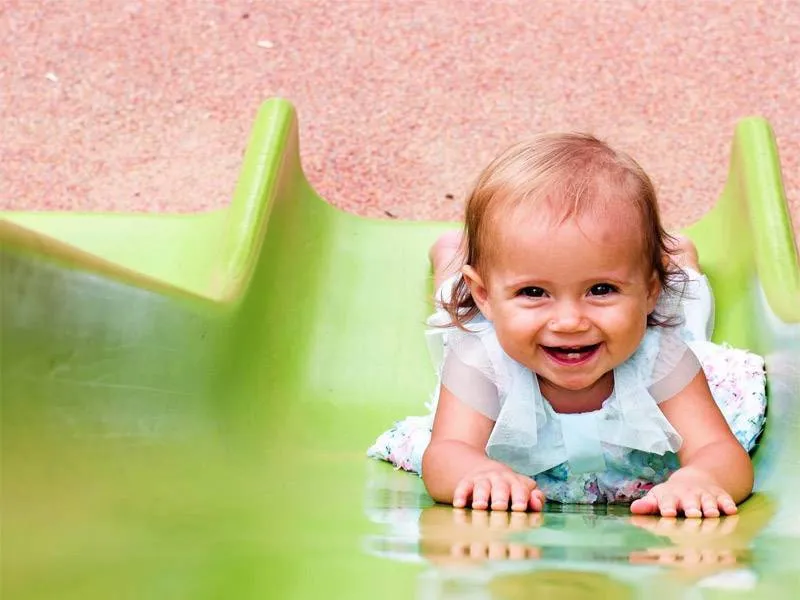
xmin=443 ymin=132 xmax=686 ymax=329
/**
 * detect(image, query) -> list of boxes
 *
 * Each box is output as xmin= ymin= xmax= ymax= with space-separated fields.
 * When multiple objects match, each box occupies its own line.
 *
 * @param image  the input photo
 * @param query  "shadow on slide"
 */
xmin=2 ymin=99 xmax=799 ymax=599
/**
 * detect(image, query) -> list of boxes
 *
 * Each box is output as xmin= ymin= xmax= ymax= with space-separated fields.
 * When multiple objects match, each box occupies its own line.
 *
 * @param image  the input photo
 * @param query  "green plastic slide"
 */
xmin=2 ymin=99 xmax=799 ymax=599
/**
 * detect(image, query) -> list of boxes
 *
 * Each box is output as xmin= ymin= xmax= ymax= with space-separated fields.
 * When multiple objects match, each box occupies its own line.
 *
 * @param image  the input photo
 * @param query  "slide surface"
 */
xmin=3 ymin=99 xmax=799 ymax=599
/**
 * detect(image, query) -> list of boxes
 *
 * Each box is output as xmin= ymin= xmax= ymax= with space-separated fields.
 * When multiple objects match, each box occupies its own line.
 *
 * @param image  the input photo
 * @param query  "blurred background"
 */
xmin=3 ymin=0 xmax=798 ymax=232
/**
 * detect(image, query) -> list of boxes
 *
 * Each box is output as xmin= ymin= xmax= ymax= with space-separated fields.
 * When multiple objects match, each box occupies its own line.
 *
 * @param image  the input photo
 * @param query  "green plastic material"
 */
xmin=2 ymin=99 xmax=799 ymax=599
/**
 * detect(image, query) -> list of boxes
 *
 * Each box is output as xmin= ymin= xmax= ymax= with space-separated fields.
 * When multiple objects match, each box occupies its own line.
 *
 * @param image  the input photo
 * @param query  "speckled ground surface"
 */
xmin=2 ymin=1 xmax=798 ymax=233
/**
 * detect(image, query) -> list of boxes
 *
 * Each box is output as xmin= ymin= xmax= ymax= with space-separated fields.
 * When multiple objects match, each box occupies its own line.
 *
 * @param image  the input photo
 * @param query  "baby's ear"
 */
xmin=646 ymin=271 xmax=662 ymax=313
xmin=462 ymin=265 xmax=493 ymax=320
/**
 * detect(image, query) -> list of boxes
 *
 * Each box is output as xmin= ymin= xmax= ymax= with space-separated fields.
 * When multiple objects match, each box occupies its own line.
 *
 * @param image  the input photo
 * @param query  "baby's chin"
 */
xmin=536 ymin=369 xmax=614 ymax=396
xmin=545 ymin=376 xmax=607 ymax=392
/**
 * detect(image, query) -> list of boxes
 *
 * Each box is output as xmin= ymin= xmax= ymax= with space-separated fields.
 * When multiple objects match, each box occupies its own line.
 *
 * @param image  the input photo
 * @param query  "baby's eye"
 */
xmin=589 ymin=283 xmax=618 ymax=296
xmin=519 ymin=286 xmax=547 ymax=298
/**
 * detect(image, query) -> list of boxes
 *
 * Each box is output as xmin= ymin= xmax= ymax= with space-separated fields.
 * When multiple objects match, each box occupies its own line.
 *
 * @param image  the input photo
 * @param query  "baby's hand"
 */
xmin=453 ymin=465 xmax=545 ymax=512
xmin=630 ymin=474 xmax=738 ymax=518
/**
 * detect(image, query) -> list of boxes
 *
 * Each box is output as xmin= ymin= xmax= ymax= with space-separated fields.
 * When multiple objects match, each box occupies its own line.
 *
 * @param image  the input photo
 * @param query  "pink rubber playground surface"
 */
xmin=3 ymin=1 xmax=798 ymax=234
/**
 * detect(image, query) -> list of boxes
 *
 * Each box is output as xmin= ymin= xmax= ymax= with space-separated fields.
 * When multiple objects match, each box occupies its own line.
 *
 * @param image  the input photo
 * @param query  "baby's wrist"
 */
xmin=669 ymin=466 xmax=719 ymax=487
xmin=467 ymin=459 xmax=512 ymax=477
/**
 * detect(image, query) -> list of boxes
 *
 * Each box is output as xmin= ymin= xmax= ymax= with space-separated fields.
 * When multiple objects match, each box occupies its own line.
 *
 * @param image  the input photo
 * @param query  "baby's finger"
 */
xmin=630 ymin=493 xmax=659 ymax=515
xmin=679 ymin=491 xmax=702 ymax=519
xmin=471 ymin=478 xmax=491 ymax=510
xmin=529 ymin=489 xmax=546 ymax=512
xmin=717 ymin=494 xmax=738 ymax=516
xmin=700 ymin=493 xmax=720 ymax=518
xmin=453 ymin=479 xmax=475 ymax=509
xmin=489 ymin=475 xmax=511 ymax=511
xmin=509 ymin=477 xmax=532 ymax=512
xmin=656 ymin=492 xmax=678 ymax=518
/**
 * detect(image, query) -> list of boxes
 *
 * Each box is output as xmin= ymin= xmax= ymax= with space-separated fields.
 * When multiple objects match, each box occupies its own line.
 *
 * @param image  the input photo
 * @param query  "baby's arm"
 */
xmin=630 ymin=371 xmax=753 ymax=518
xmin=422 ymin=385 xmax=545 ymax=512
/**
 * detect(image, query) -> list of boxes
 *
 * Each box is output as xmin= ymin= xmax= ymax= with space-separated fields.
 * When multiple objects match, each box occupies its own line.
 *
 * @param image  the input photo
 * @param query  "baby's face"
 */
xmin=467 ymin=207 xmax=660 ymax=405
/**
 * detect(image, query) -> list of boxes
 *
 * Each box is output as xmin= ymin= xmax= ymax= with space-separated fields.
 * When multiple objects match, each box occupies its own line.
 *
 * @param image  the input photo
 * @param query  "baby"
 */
xmin=369 ymin=133 xmax=766 ymax=518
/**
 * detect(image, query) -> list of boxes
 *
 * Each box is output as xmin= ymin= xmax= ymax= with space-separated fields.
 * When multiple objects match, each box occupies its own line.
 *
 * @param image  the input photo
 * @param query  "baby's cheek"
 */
xmin=494 ymin=320 xmax=538 ymax=359
xmin=500 ymin=309 xmax=541 ymax=333
xmin=604 ymin=311 xmax=647 ymax=348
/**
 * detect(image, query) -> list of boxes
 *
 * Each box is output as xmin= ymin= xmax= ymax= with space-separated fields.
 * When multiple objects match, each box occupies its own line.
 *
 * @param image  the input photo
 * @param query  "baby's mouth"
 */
xmin=542 ymin=343 xmax=601 ymax=365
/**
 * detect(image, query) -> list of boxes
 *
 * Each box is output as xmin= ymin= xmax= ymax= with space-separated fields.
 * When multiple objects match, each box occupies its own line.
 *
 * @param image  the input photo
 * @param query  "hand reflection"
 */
xmin=627 ymin=514 xmax=745 ymax=570
xmin=417 ymin=500 xmax=764 ymax=571
xmin=418 ymin=506 xmax=543 ymax=565
xmin=629 ymin=513 xmax=742 ymax=539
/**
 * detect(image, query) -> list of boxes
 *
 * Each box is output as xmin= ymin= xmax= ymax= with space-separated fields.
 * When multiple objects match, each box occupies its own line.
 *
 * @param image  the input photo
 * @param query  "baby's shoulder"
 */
xmin=441 ymin=319 xmax=519 ymax=398
xmin=619 ymin=326 xmax=704 ymax=405
xmin=623 ymin=327 xmax=664 ymax=374
xmin=623 ymin=326 xmax=694 ymax=382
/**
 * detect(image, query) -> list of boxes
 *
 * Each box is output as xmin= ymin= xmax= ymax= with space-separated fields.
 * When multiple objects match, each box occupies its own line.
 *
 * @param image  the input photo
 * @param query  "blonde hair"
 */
xmin=443 ymin=132 xmax=684 ymax=328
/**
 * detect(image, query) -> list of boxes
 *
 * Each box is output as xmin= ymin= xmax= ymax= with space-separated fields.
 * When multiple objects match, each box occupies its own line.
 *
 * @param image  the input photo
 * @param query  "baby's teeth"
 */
xmin=567 ymin=352 xmax=581 ymax=359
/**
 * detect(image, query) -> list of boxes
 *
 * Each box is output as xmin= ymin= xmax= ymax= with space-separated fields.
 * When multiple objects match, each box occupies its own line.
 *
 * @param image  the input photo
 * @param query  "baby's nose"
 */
xmin=547 ymin=302 xmax=589 ymax=332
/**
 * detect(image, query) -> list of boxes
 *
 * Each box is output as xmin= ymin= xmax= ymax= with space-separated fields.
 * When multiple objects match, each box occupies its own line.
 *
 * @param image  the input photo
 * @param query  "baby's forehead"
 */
xmin=491 ymin=194 xmax=645 ymax=243
xmin=480 ymin=203 xmax=651 ymax=280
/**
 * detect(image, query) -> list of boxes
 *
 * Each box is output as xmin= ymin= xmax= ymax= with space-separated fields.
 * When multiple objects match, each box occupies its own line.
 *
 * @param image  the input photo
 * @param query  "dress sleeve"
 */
xmin=647 ymin=329 xmax=703 ymax=403
xmin=440 ymin=332 xmax=502 ymax=421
